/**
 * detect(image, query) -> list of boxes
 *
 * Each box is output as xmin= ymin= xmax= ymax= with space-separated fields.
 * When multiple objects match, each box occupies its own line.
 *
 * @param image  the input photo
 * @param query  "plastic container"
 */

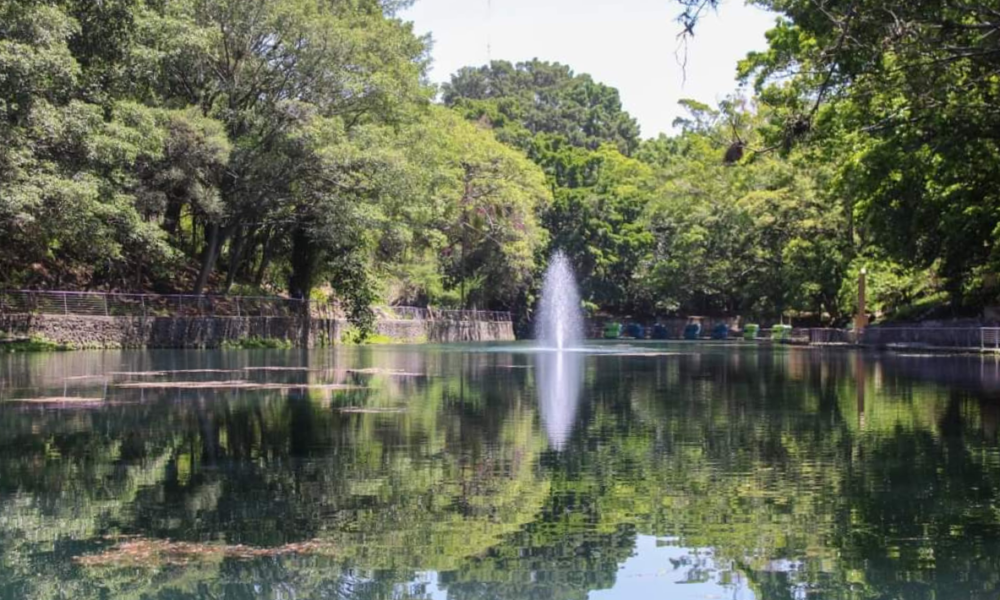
xmin=651 ymin=324 xmax=669 ymax=340
xmin=603 ymin=322 xmax=622 ymax=339
xmin=624 ymin=323 xmax=645 ymax=339
xmin=771 ymin=324 xmax=792 ymax=342
xmin=712 ymin=323 xmax=731 ymax=340
xmin=743 ymin=324 xmax=760 ymax=340
xmin=683 ymin=323 xmax=702 ymax=340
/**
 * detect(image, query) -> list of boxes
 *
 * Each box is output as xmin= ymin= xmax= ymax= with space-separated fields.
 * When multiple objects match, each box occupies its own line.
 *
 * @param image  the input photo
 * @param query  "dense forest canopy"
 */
xmin=2 ymin=0 xmax=998 ymax=328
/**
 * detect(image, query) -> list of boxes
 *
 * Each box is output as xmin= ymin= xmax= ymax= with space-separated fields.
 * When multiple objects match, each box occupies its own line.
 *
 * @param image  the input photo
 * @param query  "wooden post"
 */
xmin=855 ymin=267 xmax=868 ymax=332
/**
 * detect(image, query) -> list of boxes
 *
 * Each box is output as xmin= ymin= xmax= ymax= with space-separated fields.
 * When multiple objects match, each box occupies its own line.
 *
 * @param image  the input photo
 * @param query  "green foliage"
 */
xmin=220 ymin=337 xmax=293 ymax=349
xmin=444 ymin=63 xmax=654 ymax=316
xmin=638 ymin=98 xmax=850 ymax=321
xmin=540 ymin=145 xmax=656 ymax=313
xmin=338 ymin=330 xmax=400 ymax=345
xmin=837 ymin=253 xmax=943 ymax=322
xmin=443 ymin=59 xmax=641 ymax=156
xmin=7 ymin=0 xmax=994 ymax=329
xmin=390 ymin=107 xmax=551 ymax=310
xmin=717 ymin=0 xmax=1000 ymax=309
xmin=0 ymin=336 xmax=73 ymax=353
xmin=0 ymin=0 xmax=552 ymax=327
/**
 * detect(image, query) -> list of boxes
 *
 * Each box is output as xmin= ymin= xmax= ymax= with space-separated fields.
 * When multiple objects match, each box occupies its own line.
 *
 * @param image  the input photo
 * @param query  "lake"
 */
xmin=1 ymin=343 xmax=999 ymax=599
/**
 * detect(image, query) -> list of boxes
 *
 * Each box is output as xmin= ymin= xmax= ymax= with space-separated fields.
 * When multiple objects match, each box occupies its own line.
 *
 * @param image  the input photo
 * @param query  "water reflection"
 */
xmin=1 ymin=346 xmax=1000 ymax=599
xmin=535 ymin=350 xmax=585 ymax=450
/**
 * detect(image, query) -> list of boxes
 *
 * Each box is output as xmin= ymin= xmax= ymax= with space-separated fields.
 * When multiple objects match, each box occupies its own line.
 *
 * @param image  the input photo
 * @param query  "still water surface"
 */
xmin=1 ymin=343 xmax=999 ymax=599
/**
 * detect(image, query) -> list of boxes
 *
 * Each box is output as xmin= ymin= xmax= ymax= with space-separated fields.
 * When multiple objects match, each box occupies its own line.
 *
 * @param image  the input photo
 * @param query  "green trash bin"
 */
xmin=743 ymin=324 xmax=760 ymax=340
xmin=771 ymin=324 xmax=792 ymax=342
xmin=603 ymin=322 xmax=622 ymax=339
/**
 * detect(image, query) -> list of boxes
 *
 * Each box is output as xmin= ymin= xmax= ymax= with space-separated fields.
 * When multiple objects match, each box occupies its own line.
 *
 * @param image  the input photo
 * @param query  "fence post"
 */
xmin=104 ymin=294 xmax=109 ymax=317
xmin=63 ymin=293 xmax=68 ymax=316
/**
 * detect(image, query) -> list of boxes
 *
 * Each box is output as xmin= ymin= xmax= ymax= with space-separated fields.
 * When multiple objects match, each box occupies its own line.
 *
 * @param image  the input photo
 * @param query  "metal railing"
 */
xmin=809 ymin=328 xmax=859 ymax=345
xmin=0 ymin=290 xmax=512 ymax=323
xmin=0 ymin=290 xmax=313 ymax=318
xmin=982 ymin=328 xmax=1000 ymax=351
xmin=861 ymin=327 xmax=983 ymax=349
xmin=811 ymin=327 xmax=997 ymax=350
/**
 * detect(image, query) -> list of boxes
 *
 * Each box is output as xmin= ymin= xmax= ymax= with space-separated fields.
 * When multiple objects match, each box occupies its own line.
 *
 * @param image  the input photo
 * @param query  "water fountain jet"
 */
xmin=535 ymin=251 xmax=586 ymax=449
xmin=536 ymin=251 xmax=584 ymax=350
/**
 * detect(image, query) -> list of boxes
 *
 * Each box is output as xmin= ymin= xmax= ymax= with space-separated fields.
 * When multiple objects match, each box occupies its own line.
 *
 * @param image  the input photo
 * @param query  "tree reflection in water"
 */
xmin=0 ymin=346 xmax=998 ymax=599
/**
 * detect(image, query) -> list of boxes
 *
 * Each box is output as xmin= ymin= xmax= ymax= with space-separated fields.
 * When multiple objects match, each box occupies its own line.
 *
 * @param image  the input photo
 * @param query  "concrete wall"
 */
xmin=1 ymin=313 xmax=515 ymax=348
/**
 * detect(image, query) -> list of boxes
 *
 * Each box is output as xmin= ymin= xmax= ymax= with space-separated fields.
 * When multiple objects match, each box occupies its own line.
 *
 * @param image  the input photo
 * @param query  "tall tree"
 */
xmin=675 ymin=0 xmax=1000 ymax=309
xmin=442 ymin=59 xmax=641 ymax=156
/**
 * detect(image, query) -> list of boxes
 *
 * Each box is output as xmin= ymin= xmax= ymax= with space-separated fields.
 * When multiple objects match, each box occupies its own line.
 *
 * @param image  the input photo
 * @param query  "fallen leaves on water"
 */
xmin=76 ymin=538 xmax=338 ymax=568
xmin=110 ymin=370 xmax=240 ymax=377
xmin=6 ymin=397 xmax=109 ymax=406
xmin=116 ymin=381 xmax=365 ymax=390
xmin=343 ymin=368 xmax=427 ymax=377
xmin=108 ymin=371 xmax=169 ymax=377
xmin=336 ymin=407 xmax=407 ymax=414
xmin=596 ymin=352 xmax=679 ymax=357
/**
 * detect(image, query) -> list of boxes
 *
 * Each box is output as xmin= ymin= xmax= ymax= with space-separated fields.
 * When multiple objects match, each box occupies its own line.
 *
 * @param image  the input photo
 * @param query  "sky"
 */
xmin=400 ymin=0 xmax=777 ymax=139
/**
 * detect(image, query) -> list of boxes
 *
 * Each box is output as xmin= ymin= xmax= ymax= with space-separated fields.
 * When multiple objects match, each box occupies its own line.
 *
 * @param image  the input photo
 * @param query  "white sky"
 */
xmin=400 ymin=0 xmax=777 ymax=139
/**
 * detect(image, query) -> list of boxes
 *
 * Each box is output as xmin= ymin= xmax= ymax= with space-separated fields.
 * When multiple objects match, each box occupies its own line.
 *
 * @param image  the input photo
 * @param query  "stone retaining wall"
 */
xmin=0 ymin=313 xmax=515 ymax=348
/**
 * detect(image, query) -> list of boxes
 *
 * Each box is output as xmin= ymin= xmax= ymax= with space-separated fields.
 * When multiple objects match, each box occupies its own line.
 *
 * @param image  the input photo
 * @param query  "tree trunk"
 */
xmin=255 ymin=232 xmax=275 ymax=288
xmin=288 ymin=225 xmax=320 ymax=299
xmin=193 ymin=222 xmax=232 ymax=295
xmin=163 ymin=194 xmax=184 ymax=238
xmin=223 ymin=226 xmax=248 ymax=293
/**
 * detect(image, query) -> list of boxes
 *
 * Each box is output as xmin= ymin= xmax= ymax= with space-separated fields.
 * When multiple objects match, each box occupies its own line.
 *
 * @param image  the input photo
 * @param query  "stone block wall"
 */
xmin=1 ymin=313 xmax=515 ymax=348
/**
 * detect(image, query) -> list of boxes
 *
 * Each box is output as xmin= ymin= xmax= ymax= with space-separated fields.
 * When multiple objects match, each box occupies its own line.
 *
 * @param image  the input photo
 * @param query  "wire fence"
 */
xmin=374 ymin=306 xmax=512 ymax=323
xmin=0 ymin=290 xmax=512 ymax=323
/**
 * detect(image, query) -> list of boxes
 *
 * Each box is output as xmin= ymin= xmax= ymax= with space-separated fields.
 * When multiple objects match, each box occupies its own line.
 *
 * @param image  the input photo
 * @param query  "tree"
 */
xmin=142 ymin=0 xmax=430 ymax=295
xmin=0 ymin=2 xmax=180 ymax=288
xmin=639 ymin=98 xmax=850 ymax=321
xmin=443 ymin=59 xmax=641 ymax=156
xmin=395 ymin=107 xmax=551 ymax=310
xmin=674 ymin=0 xmax=1000 ymax=310
xmin=538 ymin=144 xmax=656 ymax=314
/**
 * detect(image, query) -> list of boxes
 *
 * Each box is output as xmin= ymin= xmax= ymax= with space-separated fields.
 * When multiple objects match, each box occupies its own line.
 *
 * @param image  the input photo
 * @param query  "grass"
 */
xmin=0 ymin=336 xmax=74 ymax=353
xmin=220 ymin=337 xmax=294 ymax=350
xmin=879 ymin=292 xmax=952 ymax=324
xmin=339 ymin=329 xmax=412 ymax=345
